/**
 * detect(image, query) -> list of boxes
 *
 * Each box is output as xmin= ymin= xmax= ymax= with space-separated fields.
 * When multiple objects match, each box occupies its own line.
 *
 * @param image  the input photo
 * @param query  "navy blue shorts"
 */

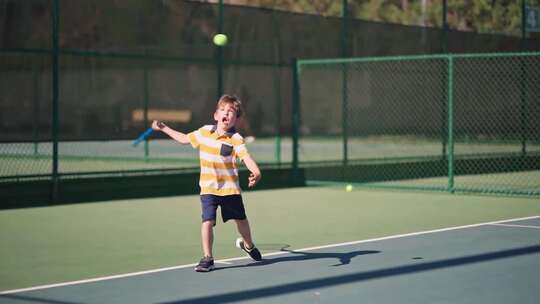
xmin=200 ymin=194 xmax=247 ymax=224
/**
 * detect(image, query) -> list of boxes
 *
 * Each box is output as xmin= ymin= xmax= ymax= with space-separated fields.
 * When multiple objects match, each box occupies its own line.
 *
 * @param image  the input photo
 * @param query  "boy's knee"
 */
xmin=202 ymin=220 xmax=216 ymax=227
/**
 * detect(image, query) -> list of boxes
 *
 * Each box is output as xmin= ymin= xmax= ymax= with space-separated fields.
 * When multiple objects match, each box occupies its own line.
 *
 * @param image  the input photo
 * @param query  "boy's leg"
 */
xmin=220 ymin=195 xmax=262 ymax=261
xmin=220 ymin=195 xmax=252 ymax=246
xmin=235 ymin=219 xmax=254 ymax=248
xmin=235 ymin=219 xmax=262 ymax=261
xmin=196 ymin=195 xmax=218 ymax=272
xmin=201 ymin=220 xmax=215 ymax=258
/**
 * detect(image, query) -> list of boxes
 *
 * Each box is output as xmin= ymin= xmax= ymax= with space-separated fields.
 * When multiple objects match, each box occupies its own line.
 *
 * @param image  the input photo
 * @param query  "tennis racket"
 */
xmin=132 ymin=127 xmax=153 ymax=147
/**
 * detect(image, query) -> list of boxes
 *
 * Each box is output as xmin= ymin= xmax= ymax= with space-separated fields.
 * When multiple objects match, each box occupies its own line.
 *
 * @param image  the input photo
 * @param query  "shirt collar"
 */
xmin=210 ymin=125 xmax=236 ymax=136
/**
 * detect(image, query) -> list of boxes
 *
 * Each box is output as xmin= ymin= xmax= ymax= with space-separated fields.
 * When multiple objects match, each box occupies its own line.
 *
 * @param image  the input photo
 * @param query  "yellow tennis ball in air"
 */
xmin=346 ymin=184 xmax=353 ymax=192
xmin=213 ymin=34 xmax=228 ymax=46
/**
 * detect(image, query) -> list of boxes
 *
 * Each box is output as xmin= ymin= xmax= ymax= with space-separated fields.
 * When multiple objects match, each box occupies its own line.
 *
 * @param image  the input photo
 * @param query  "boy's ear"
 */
xmin=213 ymin=111 xmax=219 ymax=121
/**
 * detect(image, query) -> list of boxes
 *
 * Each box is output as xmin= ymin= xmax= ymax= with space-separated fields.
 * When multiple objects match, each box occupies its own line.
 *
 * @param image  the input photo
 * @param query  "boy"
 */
xmin=151 ymin=94 xmax=262 ymax=272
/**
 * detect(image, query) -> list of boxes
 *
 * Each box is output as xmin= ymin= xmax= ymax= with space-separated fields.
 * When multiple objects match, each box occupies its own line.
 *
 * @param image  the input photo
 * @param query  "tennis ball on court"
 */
xmin=346 ymin=184 xmax=353 ymax=192
xmin=213 ymin=33 xmax=228 ymax=46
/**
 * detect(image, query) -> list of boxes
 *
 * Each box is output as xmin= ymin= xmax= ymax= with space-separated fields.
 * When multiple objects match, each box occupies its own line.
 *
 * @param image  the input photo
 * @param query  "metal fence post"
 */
xmin=291 ymin=58 xmax=300 ymax=184
xmin=520 ymin=1 xmax=528 ymax=155
xmin=447 ymin=55 xmax=455 ymax=193
xmin=143 ymin=57 xmax=150 ymax=159
xmin=216 ymin=0 xmax=224 ymax=99
xmin=341 ymin=0 xmax=349 ymax=177
xmin=51 ymin=0 xmax=60 ymax=203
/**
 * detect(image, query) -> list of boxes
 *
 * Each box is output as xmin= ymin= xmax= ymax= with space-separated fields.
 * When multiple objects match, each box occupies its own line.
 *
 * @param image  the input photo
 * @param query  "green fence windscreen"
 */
xmin=1 ymin=0 xmax=539 ymax=199
xmin=297 ymin=52 xmax=540 ymax=196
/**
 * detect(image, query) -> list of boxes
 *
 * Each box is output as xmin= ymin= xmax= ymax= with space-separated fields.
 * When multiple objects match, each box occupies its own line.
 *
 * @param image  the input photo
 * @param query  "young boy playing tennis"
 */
xmin=152 ymin=94 xmax=262 ymax=272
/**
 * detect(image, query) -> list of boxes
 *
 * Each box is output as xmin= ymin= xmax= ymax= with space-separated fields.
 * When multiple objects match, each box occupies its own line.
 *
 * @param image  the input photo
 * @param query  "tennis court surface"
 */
xmin=1 ymin=188 xmax=539 ymax=303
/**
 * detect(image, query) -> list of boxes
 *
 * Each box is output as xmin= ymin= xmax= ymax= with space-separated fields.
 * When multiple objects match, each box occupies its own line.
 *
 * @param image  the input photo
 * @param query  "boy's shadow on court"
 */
xmin=216 ymin=245 xmax=380 ymax=270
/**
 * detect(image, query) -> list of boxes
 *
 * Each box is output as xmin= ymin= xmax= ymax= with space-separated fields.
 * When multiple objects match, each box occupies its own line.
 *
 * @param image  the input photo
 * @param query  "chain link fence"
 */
xmin=297 ymin=52 xmax=540 ymax=196
xmin=2 ymin=0 xmax=539 ymax=200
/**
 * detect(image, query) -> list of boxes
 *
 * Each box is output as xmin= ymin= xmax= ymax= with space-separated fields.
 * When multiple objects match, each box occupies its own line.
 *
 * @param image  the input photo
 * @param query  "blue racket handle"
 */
xmin=132 ymin=128 xmax=154 ymax=147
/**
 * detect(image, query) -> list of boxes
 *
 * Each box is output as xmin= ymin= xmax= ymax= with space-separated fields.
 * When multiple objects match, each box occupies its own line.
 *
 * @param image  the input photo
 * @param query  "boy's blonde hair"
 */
xmin=217 ymin=95 xmax=243 ymax=118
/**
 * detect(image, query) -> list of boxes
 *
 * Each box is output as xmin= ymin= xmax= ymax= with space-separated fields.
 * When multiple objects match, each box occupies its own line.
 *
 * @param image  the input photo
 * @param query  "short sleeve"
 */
xmin=187 ymin=128 xmax=202 ymax=149
xmin=232 ymin=134 xmax=250 ymax=160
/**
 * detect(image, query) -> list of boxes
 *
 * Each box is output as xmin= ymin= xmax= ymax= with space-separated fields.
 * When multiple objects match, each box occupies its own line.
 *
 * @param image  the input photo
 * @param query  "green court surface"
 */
xmin=2 ymin=137 xmax=538 ymax=176
xmin=1 ymin=138 xmax=285 ymax=177
xmin=362 ymin=170 xmax=540 ymax=193
xmin=2 ymin=217 xmax=539 ymax=303
xmin=1 ymin=187 xmax=540 ymax=303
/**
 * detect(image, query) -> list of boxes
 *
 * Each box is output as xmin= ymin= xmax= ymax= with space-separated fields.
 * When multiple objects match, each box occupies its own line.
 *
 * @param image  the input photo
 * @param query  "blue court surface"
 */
xmin=1 ymin=216 xmax=539 ymax=304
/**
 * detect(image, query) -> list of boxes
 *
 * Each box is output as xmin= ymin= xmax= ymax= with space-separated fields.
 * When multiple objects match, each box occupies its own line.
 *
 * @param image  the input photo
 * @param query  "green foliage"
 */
xmin=2 ymin=0 xmax=531 ymax=50
xmin=229 ymin=0 xmax=528 ymax=36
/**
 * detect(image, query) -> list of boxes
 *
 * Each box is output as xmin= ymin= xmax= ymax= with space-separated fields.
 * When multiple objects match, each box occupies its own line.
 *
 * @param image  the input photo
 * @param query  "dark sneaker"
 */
xmin=235 ymin=237 xmax=262 ymax=261
xmin=194 ymin=256 xmax=214 ymax=272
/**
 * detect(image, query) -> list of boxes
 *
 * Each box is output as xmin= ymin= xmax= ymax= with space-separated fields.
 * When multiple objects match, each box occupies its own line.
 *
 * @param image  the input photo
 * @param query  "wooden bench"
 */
xmin=132 ymin=109 xmax=191 ymax=123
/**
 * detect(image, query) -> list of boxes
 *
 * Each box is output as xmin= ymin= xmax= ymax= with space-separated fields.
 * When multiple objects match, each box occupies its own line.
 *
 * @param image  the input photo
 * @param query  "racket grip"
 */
xmin=132 ymin=128 xmax=154 ymax=147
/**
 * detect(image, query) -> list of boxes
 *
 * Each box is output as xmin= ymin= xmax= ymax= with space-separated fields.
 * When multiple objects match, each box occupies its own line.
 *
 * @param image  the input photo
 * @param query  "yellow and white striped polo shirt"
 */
xmin=188 ymin=125 xmax=250 ymax=196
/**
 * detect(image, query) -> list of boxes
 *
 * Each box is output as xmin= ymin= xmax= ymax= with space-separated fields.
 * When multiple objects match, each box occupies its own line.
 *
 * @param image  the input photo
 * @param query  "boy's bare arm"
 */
xmin=243 ymin=155 xmax=261 ymax=187
xmin=152 ymin=120 xmax=190 ymax=145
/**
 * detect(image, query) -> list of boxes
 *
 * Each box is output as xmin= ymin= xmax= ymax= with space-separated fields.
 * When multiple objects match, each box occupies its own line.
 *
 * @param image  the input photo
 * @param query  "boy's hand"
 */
xmin=152 ymin=120 xmax=166 ymax=131
xmin=243 ymin=155 xmax=261 ymax=188
xmin=248 ymin=171 xmax=261 ymax=188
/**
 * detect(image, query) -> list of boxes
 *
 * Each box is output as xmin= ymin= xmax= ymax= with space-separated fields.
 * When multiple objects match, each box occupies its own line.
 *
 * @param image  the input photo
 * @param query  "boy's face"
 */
xmin=214 ymin=103 xmax=238 ymax=131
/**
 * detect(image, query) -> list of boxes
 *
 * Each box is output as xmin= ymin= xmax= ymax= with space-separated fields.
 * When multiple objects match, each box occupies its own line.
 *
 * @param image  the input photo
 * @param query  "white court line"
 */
xmin=1 ymin=214 xmax=539 ymax=295
xmin=489 ymin=223 xmax=540 ymax=229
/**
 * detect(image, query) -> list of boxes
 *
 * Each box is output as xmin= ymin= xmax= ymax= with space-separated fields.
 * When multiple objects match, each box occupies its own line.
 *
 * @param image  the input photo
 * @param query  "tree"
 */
xmin=219 ymin=0 xmax=525 ymax=36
